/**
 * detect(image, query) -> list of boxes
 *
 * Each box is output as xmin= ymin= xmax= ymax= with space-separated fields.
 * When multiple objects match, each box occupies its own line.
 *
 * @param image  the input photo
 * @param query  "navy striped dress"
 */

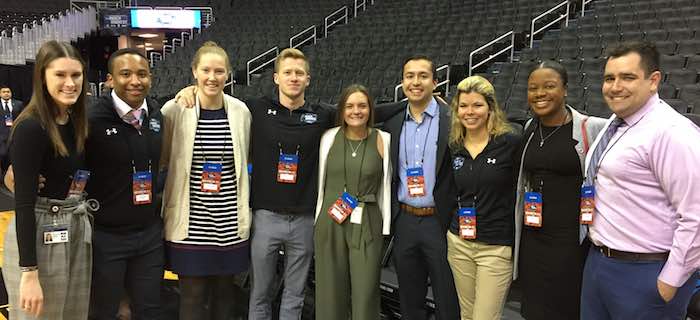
xmin=166 ymin=108 xmax=249 ymax=276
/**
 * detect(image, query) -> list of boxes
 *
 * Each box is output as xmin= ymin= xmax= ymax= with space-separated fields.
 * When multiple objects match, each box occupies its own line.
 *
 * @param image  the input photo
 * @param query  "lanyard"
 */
xmin=402 ymin=110 xmax=433 ymax=168
xmin=194 ymin=101 xmax=229 ymax=164
xmin=278 ymin=143 xmax=300 ymax=156
xmin=132 ymin=159 xmax=152 ymax=173
xmin=342 ymin=130 xmax=368 ymax=198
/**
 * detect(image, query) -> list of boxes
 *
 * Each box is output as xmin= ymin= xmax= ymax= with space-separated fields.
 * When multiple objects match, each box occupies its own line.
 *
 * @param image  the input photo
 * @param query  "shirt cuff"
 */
xmin=658 ymin=260 xmax=694 ymax=287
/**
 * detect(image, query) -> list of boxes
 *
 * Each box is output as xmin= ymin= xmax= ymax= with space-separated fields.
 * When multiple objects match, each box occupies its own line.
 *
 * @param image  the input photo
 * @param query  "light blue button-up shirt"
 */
xmin=398 ymin=98 xmax=439 ymax=207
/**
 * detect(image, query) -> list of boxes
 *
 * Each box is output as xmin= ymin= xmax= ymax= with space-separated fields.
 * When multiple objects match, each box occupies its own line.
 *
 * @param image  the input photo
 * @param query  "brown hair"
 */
xmin=449 ymin=75 xmax=512 ymax=148
xmin=605 ymin=41 xmax=660 ymax=77
xmin=335 ymin=84 xmax=375 ymax=131
xmin=12 ymin=41 xmax=88 ymax=156
xmin=191 ymin=41 xmax=232 ymax=72
xmin=274 ymin=48 xmax=310 ymax=74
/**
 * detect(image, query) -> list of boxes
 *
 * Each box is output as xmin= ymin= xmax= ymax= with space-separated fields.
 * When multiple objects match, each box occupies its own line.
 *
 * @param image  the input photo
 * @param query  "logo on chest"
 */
xmin=486 ymin=158 xmax=497 ymax=164
xmin=149 ymin=118 xmax=160 ymax=132
xmin=267 ymin=108 xmax=277 ymax=116
xmin=452 ymin=156 xmax=465 ymax=170
xmin=300 ymin=113 xmax=317 ymax=124
xmin=106 ymin=128 xmax=118 ymax=136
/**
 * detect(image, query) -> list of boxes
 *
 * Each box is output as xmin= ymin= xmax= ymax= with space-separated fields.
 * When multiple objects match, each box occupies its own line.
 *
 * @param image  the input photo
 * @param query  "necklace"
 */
xmin=348 ymin=139 xmax=364 ymax=157
xmin=538 ymin=110 xmax=569 ymax=147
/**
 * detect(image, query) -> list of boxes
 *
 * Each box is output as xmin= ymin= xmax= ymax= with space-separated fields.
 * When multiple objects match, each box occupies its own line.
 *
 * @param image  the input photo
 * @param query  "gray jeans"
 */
xmin=248 ymin=209 xmax=314 ymax=320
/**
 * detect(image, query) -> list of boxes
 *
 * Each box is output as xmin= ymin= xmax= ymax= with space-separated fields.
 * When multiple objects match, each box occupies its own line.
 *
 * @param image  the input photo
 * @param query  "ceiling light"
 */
xmin=138 ymin=33 xmax=158 ymax=38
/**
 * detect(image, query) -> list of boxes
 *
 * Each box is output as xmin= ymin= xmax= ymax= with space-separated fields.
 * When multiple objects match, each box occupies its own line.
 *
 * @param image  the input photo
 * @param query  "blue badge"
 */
xmin=149 ymin=118 xmax=160 ymax=132
xmin=453 ymin=156 xmax=465 ymax=170
xmin=300 ymin=113 xmax=317 ymax=124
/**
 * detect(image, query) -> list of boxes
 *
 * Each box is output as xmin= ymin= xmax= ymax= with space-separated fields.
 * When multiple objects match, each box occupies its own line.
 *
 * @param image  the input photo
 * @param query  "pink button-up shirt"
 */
xmin=587 ymin=93 xmax=700 ymax=287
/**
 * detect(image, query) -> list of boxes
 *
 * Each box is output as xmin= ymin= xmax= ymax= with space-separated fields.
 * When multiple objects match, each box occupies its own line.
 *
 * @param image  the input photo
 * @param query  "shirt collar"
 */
xmin=111 ymin=90 xmax=148 ymax=119
xmin=405 ymin=97 xmax=438 ymax=122
xmin=272 ymin=96 xmax=313 ymax=112
xmin=620 ymin=93 xmax=658 ymax=126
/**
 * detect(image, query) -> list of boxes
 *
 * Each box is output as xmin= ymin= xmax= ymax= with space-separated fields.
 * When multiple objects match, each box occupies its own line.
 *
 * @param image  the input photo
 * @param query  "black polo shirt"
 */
xmin=449 ymin=132 xmax=521 ymax=246
xmin=247 ymin=96 xmax=335 ymax=214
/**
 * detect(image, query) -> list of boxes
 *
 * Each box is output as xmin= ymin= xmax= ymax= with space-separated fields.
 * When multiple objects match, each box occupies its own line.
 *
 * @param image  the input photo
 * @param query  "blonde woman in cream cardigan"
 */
xmin=314 ymin=84 xmax=391 ymax=320
xmin=159 ymin=41 xmax=251 ymax=320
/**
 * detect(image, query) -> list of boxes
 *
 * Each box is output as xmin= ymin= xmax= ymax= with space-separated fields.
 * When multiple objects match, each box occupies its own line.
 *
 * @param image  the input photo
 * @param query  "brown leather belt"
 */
xmin=400 ymin=203 xmax=435 ymax=216
xmin=594 ymin=245 xmax=669 ymax=262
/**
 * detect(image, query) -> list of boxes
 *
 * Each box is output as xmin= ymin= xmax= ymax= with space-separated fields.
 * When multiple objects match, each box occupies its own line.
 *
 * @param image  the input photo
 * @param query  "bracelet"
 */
xmin=20 ymin=266 xmax=38 ymax=272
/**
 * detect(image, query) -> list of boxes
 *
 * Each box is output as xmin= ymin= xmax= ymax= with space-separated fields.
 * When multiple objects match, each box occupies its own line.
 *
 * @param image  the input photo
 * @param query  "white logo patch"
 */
xmin=267 ymin=109 xmax=277 ymax=115
xmin=487 ymin=158 xmax=496 ymax=164
xmin=106 ymin=128 xmax=118 ymax=135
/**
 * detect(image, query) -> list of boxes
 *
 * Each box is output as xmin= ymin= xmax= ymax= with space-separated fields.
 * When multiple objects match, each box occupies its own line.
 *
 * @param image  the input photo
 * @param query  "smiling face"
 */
xmin=193 ymin=52 xmax=228 ymax=99
xmin=274 ymin=57 xmax=310 ymax=101
xmin=402 ymin=59 xmax=437 ymax=106
xmin=603 ymin=52 xmax=661 ymax=119
xmin=343 ymin=91 xmax=371 ymax=129
xmin=44 ymin=57 xmax=83 ymax=109
xmin=457 ymin=91 xmax=490 ymax=134
xmin=527 ymin=68 xmax=567 ymax=119
xmin=108 ymin=53 xmax=151 ymax=109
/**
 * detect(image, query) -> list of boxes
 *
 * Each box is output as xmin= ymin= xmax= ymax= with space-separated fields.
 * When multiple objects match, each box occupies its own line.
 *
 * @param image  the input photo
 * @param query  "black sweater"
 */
xmin=449 ymin=132 xmax=522 ymax=246
xmin=12 ymin=117 xmax=85 ymax=266
xmin=85 ymin=96 xmax=163 ymax=233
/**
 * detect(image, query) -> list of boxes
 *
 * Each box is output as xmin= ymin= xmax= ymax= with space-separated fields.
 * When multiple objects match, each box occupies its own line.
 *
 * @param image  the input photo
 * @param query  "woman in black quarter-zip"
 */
xmin=446 ymin=75 xmax=521 ymax=320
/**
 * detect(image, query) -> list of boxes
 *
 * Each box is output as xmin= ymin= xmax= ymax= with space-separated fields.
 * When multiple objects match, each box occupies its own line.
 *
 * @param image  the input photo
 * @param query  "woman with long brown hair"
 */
xmin=2 ymin=40 xmax=95 ymax=320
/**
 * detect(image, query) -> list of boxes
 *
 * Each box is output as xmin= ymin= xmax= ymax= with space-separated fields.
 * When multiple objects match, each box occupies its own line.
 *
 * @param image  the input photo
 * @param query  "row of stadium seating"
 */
xmin=481 ymin=0 xmax=700 ymax=120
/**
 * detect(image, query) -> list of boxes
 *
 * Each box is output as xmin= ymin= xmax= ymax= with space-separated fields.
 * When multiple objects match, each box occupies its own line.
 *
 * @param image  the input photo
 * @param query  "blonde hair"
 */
xmin=274 ymin=48 xmax=310 ymax=74
xmin=191 ymin=41 xmax=231 ymax=72
xmin=449 ymin=75 xmax=512 ymax=148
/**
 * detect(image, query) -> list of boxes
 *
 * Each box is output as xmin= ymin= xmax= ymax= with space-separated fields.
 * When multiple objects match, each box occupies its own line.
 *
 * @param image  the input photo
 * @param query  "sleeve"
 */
xmin=652 ymin=123 xmax=700 ymax=287
xmin=159 ymin=101 xmax=175 ymax=170
xmin=10 ymin=118 xmax=49 ymax=267
xmin=374 ymin=102 xmax=406 ymax=124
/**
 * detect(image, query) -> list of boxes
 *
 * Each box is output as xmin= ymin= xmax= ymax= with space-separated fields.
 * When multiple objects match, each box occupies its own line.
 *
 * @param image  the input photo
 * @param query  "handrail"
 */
xmin=435 ymin=65 xmax=450 ymax=98
xmin=581 ymin=0 xmax=594 ymax=17
xmin=468 ymin=31 xmax=515 ymax=76
xmin=354 ymin=0 xmax=367 ymax=17
xmin=246 ymin=46 xmax=279 ymax=85
xmin=181 ymin=31 xmax=191 ymax=42
xmin=148 ymin=51 xmax=162 ymax=68
xmin=98 ymin=82 xmax=106 ymax=96
xmin=290 ymin=25 xmax=317 ymax=49
xmin=324 ymin=6 xmax=349 ymax=38
xmin=172 ymin=38 xmax=182 ymax=50
xmin=184 ymin=7 xmax=214 ymax=27
xmin=529 ymin=0 xmax=570 ymax=48
xmin=225 ymin=73 xmax=234 ymax=95
xmin=162 ymin=44 xmax=173 ymax=56
xmin=394 ymin=64 xmax=450 ymax=102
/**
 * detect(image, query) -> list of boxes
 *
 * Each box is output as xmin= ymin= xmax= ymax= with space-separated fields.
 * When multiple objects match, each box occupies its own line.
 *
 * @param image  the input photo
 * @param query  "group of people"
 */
xmin=0 ymin=37 xmax=698 ymax=320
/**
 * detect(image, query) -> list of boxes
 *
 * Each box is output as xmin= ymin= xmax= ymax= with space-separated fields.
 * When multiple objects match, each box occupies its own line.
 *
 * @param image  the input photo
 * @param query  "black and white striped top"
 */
xmin=174 ymin=108 xmax=243 ymax=247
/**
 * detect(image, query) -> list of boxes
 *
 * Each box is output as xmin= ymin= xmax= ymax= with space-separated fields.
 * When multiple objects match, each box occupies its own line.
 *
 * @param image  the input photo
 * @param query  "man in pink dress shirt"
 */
xmin=581 ymin=41 xmax=700 ymax=320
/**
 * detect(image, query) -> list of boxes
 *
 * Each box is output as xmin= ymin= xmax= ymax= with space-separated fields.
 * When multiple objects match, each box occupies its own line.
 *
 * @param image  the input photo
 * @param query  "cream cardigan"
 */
xmin=314 ymin=127 xmax=392 ymax=235
xmin=159 ymin=94 xmax=252 ymax=241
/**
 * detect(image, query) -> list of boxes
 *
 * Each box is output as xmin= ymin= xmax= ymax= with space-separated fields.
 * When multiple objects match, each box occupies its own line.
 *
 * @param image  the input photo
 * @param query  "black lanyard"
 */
xmin=342 ymin=130 xmax=368 ymax=198
xmin=194 ymin=104 xmax=229 ymax=164
xmin=401 ymin=110 xmax=433 ymax=168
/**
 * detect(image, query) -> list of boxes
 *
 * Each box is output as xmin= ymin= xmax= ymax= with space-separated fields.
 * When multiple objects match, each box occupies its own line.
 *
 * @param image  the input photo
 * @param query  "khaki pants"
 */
xmin=446 ymin=232 xmax=512 ymax=320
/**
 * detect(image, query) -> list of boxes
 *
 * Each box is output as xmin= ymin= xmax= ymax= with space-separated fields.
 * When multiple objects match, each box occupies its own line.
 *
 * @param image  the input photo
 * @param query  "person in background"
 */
xmin=0 ymin=84 xmax=25 ymax=172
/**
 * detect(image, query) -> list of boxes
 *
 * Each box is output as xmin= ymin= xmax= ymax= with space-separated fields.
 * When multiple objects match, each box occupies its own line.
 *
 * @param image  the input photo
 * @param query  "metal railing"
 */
xmin=149 ymin=51 xmax=162 ymax=68
xmin=529 ymin=0 xmax=570 ymax=48
xmin=184 ymin=7 xmax=214 ymax=28
xmin=581 ymin=0 xmax=595 ymax=17
xmin=246 ymin=46 xmax=279 ymax=85
xmin=468 ymin=31 xmax=515 ymax=76
xmin=71 ymin=0 xmax=122 ymax=10
xmin=394 ymin=64 xmax=450 ymax=102
xmin=290 ymin=25 xmax=317 ymax=49
xmin=324 ymin=6 xmax=349 ymax=38
xmin=225 ymin=73 xmax=234 ymax=96
xmin=354 ymin=0 xmax=367 ymax=17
